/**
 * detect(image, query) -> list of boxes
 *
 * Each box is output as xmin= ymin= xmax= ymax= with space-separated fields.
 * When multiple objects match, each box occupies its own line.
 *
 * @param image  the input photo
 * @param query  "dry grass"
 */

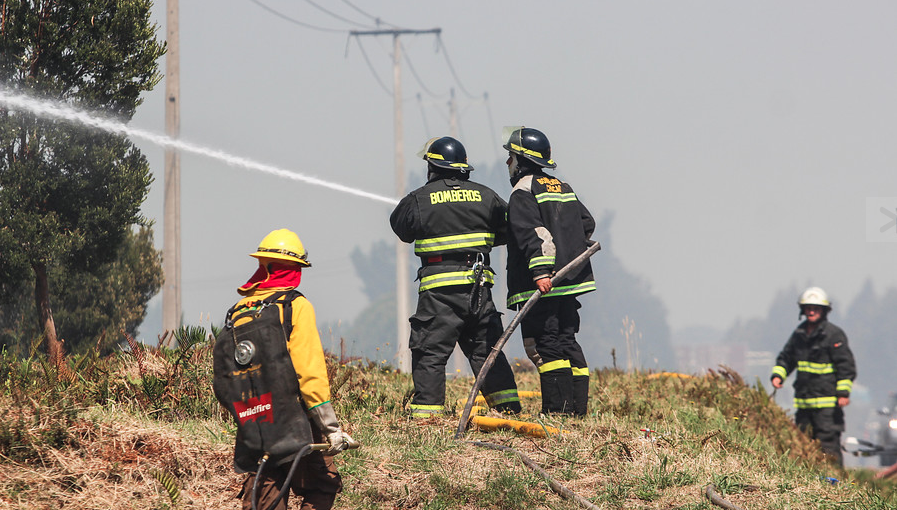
xmin=1 ymin=337 xmax=896 ymax=509
xmin=0 ymin=401 xmax=238 ymax=510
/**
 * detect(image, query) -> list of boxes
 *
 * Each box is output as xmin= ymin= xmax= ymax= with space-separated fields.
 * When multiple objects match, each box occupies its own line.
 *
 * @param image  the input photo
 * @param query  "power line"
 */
xmin=249 ymin=0 xmax=349 ymax=33
xmin=302 ymin=0 xmax=371 ymax=29
xmin=417 ymin=93 xmax=431 ymax=136
xmin=483 ymin=92 xmax=500 ymax=159
xmin=340 ymin=0 xmax=404 ymax=29
xmin=354 ymin=37 xmax=392 ymax=96
xmin=401 ymin=40 xmax=446 ymax=99
xmin=435 ymin=34 xmax=477 ymax=100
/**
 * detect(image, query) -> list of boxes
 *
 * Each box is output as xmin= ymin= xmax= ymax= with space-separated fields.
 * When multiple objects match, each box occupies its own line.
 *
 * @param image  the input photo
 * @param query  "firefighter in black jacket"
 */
xmin=504 ymin=127 xmax=597 ymax=416
xmin=390 ymin=136 xmax=522 ymax=419
xmin=771 ymin=286 xmax=857 ymax=466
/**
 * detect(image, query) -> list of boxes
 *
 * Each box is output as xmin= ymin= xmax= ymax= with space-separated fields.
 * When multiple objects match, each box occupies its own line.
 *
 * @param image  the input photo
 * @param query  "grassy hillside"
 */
xmin=1 ymin=328 xmax=895 ymax=509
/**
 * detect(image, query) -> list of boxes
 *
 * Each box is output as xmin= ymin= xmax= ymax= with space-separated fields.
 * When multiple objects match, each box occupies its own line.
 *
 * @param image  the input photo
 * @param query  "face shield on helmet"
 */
xmin=416 ymin=136 xmax=474 ymax=171
xmin=501 ymin=126 xmax=556 ymax=169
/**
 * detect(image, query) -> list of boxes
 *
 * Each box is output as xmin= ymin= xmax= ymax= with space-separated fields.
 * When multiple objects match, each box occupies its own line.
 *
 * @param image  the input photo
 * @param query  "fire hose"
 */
xmin=454 ymin=240 xmax=602 ymax=439
xmin=466 ymin=440 xmax=602 ymax=510
xmin=704 ymin=484 xmax=747 ymax=510
xmin=450 ymin=241 xmax=750 ymax=510
xmin=251 ymin=439 xmax=361 ymax=510
xmin=452 ymin=242 xmax=602 ymax=510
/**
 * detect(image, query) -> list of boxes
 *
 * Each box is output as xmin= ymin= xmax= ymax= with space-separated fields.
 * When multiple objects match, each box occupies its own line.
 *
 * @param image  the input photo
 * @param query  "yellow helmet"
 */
xmin=250 ymin=229 xmax=311 ymax=267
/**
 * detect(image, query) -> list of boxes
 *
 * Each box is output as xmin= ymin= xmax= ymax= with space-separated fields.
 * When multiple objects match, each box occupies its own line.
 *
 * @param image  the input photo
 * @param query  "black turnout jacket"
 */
xmin=506 ymin=171 xmax=596 ymax=308
xmin=771 ymin=319 xmax=857 ymax=409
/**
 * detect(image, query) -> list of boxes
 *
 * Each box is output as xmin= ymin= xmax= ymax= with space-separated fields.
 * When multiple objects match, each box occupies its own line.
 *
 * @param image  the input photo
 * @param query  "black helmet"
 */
xmin=502 ymin=127 xmax=556 ymax=169
xmin=418 ymin=136 xmax=474 ymax=171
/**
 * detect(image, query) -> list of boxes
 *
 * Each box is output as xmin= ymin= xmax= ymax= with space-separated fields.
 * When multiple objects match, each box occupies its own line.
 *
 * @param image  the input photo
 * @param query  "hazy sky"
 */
xmin=129 ymin=1 xmax=897 ymax=346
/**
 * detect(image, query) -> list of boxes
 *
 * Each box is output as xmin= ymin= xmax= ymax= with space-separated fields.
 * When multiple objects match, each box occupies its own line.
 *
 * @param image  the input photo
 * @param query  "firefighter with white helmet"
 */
xmin=213 ymin=228 xmax=352 ymax=510
xmin=771 ymin=286 xmax=857 ymax=466
xmin=390 ymin=136 xmax=522 ymax=419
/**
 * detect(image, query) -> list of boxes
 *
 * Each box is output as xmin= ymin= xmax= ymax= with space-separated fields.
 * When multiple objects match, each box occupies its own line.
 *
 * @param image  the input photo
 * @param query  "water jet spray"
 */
xmin=0 ymin=88 xmax=398 ymax=206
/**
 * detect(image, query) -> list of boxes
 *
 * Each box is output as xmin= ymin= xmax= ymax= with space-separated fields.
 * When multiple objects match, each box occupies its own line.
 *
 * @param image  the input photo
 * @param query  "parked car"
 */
xmin=878 ymin=393 xmax=897 ymax=467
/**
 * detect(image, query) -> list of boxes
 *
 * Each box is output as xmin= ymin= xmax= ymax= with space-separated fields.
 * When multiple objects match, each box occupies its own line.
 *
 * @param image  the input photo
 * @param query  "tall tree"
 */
xmin=0 ymin=0 xmax=165 ymax=368
xmin=0 ymin=226 xmax=163 ymax=354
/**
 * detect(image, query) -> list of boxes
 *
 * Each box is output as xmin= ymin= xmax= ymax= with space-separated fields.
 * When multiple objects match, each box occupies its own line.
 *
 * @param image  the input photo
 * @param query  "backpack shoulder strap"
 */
xmin=273 ymin=289 xmax=304 ymax=340
xmin=224 ymin=289 xmax=303 ymax=329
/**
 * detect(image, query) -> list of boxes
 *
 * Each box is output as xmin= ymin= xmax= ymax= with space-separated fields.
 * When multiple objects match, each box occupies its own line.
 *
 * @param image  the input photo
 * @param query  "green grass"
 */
xmin=1 ymin=330 xmax=897 ymax=509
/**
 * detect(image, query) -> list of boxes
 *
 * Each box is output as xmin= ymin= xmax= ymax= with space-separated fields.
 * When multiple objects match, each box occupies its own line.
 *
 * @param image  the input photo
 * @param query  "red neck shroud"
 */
xmin=238 ymin=263 xmax=302 ymax=293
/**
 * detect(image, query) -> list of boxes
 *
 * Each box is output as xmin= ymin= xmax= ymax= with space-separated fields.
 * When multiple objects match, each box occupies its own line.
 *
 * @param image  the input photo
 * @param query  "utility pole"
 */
xmin=162 ymin=0 xmax=181 ymax=346
xmin=351 ymin=28 xmax=441 ymax=374
xmin=392 ymin=34 xmax=409 ymax=373
xmin=447 ymin=88 xmax=466 ymax=377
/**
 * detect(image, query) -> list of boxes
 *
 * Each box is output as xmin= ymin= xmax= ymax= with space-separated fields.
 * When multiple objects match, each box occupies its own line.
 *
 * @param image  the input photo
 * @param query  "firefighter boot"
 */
xmin=540 ymin=368 xmax=574 ymax=415
xmin=573 ymin=374 xmax=589 ymax=416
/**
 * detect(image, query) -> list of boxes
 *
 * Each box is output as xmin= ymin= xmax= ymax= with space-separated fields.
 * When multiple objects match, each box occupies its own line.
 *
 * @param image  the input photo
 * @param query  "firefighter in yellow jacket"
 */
xmin=213 ymin=229 xmax=352 ymax=510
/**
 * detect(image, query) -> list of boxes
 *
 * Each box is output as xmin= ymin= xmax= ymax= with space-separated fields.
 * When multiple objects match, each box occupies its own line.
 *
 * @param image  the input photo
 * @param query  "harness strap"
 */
xmin=225 ymin=289 xmax=303 ymax=341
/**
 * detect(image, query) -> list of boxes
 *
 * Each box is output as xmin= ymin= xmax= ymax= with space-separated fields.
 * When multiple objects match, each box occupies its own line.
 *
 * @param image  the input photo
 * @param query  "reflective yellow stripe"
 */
xmin=409 ymin=404 xmax=444 ymax=418
xmin=797 ymin=361 xmax=835 ymax=374
xmin=772 ymin=366 xmax=788 ymax=379
xmin=572 ymin=367 xmax=589 ymax=377
xmin=836 ymin=379 xmax=853 ymax=392
xmin=414 ymin=232 xmax=495 ymax=254
xmin=484 ymin=389 xmax=520 ymax=407
xmin=794 ymin=396 xmax=837 ymax=409
xmin=528 ymin=256 xmax=555 ymax=269
xmin=535 ymin=192 xmax=577 ymax=204
xmin=419 ymin=270 xmax=494 ymax=292
xmin=508 ymin=281 xmax=597 ymax=307
xmin=538 ymin=359 xmax=571 ymax=374
xmin=510 ymin=142 xmax=544 ymax=159
xmin=425 ymin=152 xmax=470 ymax=168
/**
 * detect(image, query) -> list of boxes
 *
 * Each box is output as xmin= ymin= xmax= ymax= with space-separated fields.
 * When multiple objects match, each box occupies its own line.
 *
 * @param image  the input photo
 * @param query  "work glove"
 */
xmin=308 ymin=402 xmax=352 ymax=455
xmin=326 ymin=430 xmax=355 ymax=456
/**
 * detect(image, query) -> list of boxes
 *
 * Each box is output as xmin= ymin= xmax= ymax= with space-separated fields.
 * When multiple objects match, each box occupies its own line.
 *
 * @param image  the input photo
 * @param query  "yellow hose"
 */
xmin=457 ymin=390 xmax=560 ymax=438
xmin=646 ymin=372 xmax=693 ymax=379
xmin=470 ymin=416 xmax=561 ymax=438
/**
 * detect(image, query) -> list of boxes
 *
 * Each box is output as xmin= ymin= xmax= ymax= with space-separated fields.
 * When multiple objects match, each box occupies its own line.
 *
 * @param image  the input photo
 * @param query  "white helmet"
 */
xmin=798 ymin=287 xmax=831 ymax=309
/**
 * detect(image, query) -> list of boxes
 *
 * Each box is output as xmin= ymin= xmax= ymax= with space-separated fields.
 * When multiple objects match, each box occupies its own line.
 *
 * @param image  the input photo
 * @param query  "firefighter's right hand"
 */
xmin=535 ymin=276 xmax=552 ymax=294
xmin=771 ymin=376 xmax=783 ymax=389
xmin=309 ymin=402 xmax=352 ymax=454
xmin=325 ymin=430 xmax=354 ymax=455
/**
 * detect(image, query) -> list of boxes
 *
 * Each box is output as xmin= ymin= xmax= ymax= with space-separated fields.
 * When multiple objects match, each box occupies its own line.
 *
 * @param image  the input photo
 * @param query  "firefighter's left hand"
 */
xmin=838 ymin=396 xmax=850 ymax=407
xmin=325 ymin=430 xmax=354 ymax=455
xmin=535 ymin=276 xmax=552 ymax=294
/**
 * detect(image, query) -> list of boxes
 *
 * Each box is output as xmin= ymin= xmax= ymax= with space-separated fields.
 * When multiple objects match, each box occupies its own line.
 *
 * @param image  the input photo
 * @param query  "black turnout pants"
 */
xmin=409 ymin=286 xmax=519 ymax=412
xmin=796 ymin=406 xmax=845 ymax=466
xmin=520 ymin=295 xmax=589 ymax=415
